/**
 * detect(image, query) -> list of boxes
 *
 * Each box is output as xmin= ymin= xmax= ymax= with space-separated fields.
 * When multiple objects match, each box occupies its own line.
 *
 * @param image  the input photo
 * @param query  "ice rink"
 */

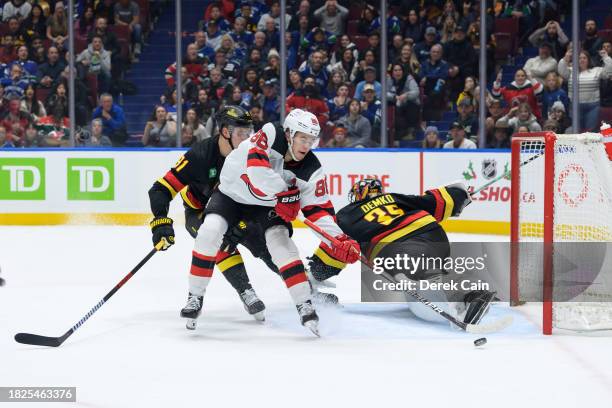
xmin=1 ymin=226 xmax=612 ymax=407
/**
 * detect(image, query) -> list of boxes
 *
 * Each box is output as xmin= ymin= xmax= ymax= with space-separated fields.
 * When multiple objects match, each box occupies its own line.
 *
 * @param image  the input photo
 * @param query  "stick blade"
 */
xmin=466 ymin=315 xmax=514 ymax=334
xmin=15 ymin=333 xmax=64 ymax=347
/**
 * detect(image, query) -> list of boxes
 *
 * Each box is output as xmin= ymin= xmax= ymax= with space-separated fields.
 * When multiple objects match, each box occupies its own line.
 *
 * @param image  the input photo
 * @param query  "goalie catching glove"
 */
xmin=150 ymin=217 xmax=175 ymax=250
xmin=275 ymin=186 xmax=301 ymax=222
xmin=331 ymin=234 xmax=360 ymax=264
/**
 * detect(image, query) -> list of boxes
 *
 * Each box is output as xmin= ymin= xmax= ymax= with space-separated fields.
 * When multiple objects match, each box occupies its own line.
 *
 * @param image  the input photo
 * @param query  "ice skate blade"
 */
xmin=304 ymin=320 xmax=320 ymax=337
xmin=185 ymin=319 xmax=197 ymax=330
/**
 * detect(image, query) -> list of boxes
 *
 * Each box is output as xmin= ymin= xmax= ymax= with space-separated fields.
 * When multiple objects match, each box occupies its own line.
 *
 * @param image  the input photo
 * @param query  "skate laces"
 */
xmin=186 ymin=295 xmax=201 ymax=310
xmin=241 ymin=288 xmax=259 ymax=306
xmin=298 ymin=301 xmax=314 ymax=315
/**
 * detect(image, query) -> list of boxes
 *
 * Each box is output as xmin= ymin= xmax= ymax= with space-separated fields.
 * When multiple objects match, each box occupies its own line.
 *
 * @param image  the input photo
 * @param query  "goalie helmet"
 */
xmin=348 ymin=178 xmax=384 ymax=203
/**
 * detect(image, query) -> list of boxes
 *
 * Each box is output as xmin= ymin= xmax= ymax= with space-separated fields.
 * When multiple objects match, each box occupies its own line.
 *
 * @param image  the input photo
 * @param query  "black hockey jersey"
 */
xmin=336 ymin=187 xmax=469 ymax=259
xmin=148 ymin=135 xmax=225 ymax=217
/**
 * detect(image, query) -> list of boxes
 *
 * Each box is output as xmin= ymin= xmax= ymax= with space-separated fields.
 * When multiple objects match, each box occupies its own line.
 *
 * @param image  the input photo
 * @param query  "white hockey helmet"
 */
xmin=283 ymin=108 xmax=321 ymax=143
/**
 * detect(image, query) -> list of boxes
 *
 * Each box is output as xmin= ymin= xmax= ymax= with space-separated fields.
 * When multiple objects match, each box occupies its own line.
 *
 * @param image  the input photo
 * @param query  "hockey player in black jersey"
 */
xmin=337 ymin=178 xmax=495 ymax=326
xmin=148 ymin=105 xmax=267 ymax=328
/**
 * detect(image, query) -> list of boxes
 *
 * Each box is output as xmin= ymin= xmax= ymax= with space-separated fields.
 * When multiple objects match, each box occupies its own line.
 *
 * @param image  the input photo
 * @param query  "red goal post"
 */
xmin=510 ymin=131 xmax=612 ymax=334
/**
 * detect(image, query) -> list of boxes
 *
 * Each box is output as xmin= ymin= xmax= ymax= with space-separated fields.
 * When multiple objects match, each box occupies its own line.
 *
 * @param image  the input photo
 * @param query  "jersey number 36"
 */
xmin=364 ymin=204 xmax=405 ymax=226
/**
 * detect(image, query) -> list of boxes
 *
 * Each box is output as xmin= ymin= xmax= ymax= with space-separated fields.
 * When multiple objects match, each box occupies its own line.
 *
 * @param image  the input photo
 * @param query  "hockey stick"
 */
xmin=470 ymin=148 xmax=544 ymax=196
xmin=301 ymin=218 xmax=513 ymax=334
xmin=14 ymin=242 xmax=164 ymax=347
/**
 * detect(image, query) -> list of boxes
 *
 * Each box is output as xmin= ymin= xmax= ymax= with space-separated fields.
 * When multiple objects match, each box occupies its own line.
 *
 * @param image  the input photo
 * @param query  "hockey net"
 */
xmin=510 ymin=132 xmax=612 ymax=334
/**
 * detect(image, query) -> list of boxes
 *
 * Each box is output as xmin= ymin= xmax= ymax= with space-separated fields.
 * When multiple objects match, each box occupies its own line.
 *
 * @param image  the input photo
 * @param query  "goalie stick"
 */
xmin=301 ymin=218 xmax=513 ymax=334
xmin=14 ymin=242 xmax=163 ymax=347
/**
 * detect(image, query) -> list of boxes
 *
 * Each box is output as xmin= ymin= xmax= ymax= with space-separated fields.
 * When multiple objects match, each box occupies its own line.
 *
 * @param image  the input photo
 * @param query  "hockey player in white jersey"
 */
xmin=182 ymin=109 xmax=360 ymax=335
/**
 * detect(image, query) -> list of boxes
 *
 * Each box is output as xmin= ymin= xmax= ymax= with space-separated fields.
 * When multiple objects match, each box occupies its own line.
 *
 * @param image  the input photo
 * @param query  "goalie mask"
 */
xmin=348 ymin=178 xmax=384 ymax=203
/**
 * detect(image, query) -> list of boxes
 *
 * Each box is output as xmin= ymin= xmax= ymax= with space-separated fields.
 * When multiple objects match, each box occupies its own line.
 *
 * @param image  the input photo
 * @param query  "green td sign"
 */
xmin=67 ymin=158 xmax=115 ymax=200
xmin=0 ymin=158 xmax=45 ymax=200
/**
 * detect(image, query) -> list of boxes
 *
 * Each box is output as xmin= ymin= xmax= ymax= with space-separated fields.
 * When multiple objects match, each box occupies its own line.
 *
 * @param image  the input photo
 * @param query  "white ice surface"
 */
xmin=1 ymin=227 xmax=612 ymax=408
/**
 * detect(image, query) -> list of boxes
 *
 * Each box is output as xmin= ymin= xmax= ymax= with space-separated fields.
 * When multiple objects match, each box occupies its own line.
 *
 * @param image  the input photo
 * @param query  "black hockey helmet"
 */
xmin=215 ymin=105 xmax=253 ymax=130
xmin=348 ymin=178 xmax=384 ymax=203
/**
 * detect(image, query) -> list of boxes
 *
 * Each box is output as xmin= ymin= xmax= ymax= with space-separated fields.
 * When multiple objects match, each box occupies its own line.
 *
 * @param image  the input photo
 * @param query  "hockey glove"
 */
xmin=150 ymin=217 xmax=175 ymax=250
xmin=221 ymin=220 xmax=248 ymax=253
xmin=184 ymin=207 xmax=204 ymax=238
xmin=331 ymin=234 xmax=360 ymax=264
xmin=445 ymin=181 xmax=472 ymax=215
xmin=275 ymin=186 xmax=301 ymax=223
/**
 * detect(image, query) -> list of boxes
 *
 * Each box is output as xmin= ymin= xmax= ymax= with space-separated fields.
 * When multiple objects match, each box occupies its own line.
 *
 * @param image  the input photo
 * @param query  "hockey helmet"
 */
xmin=283 ymin=108 xmax=321 ymax=143
xmin=348 ymin=178 xmax=384 ymax=203
xmin=215 ymin=105 xmax=254 ymax=146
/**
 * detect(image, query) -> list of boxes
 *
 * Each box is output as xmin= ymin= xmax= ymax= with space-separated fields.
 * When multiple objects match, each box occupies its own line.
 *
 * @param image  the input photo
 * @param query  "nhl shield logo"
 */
xmin=482 ymin=160 xmax=497 ymax=180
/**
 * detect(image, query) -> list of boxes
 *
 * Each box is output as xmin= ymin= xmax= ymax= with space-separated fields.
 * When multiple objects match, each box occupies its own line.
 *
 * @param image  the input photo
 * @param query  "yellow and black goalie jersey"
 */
xmin=336 ymin=187 xmax=470 ymax=259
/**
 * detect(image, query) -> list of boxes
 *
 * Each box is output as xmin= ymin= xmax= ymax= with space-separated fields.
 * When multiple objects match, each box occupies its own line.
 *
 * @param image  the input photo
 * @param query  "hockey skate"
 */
xmin=306 ymin=270 xmax=339 ymax=305
xmin=462 ymin=290 xmax=496 ymax=325
xmin=239 ymin=288 xmax=266 ymax=321
xmin=180 ymin=293 xmax=203 ymax=330
xmin=297 ymin=300 xmax=320 ymax=336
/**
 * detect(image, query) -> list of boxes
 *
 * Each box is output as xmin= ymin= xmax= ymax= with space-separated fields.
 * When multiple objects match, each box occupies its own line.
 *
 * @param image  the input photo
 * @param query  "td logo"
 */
xmin=0 ymin=158 xmax=45 ymax=200
xmin=67 ymin=158 xmax=114 ymax=200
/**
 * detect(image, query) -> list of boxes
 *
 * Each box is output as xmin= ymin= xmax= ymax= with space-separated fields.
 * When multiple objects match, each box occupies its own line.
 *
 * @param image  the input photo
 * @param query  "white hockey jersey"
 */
xmin=218 ymin=122 xmax=343 ymax=241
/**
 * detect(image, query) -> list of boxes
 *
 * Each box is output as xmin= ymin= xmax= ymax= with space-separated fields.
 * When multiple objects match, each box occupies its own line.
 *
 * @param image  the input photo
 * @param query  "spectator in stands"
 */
xmin=249 ymin=103 xmax=264 ymax=131
xmin=235 ymin=1 xmax=260 ymax=33
xmin=251 ymin=31 xmax=270 ymax=58
xmin=414 ymin=26 xmax=437 ymax=63
xmin=202 ymin=67 xmax=227 ymax=103
xmin=286 ymin=75 xmax=329 ymax=128
xmin=205 ymin=20 xmax=224 ymax=51
xmin=0 ymin=35 xmax=18 ymax=64
xmin=6 ymin=16 xmax=26 ymax=47
xmin=76 ymin=35 xmax=111 ymax=93
xmin=547 ymin=99 xmax=571 ymax=132
xmin=582 ymin=20 xmax=604 ymax=62
xmin=257 ymin=1 xmax=290 ymax=31
xmin=89 ymin=17 xmax=122 ymax=79
xmin=387 ymin=63 xmax=420 ymax=139
xmin=542 ymin=118 xmax=560 ymax=133
xmin=183 ymin=107 xmax=209 ymax=141
xmin=193 ymin=31 xmax=215 ymax=62
xmin=328 ymin=47 xmax=358 ymax=82
xmin=36 ymin=46 xmax=66 ymax=88
xmin=523 ymin=42 xmax=557 ymax=85
xmin=456 ymin=76 xmax=477 ymax=107
xmin=484 ymin=98 xmax=506 ymax=139
xmin=288 ymin=0 xmax=312 ymax=31
xmin=0 ymin=125 xmax=13 ymax=147
xmin=444 ymin=24 xmax=477 ymax=100
xmin=299 ymin=50 xmax=329 ymax=91
xmin=541 ymin=71 xmax=569 ymax=120
xmin=325 ymin=67 xmax=347 ymax=100
xmin=501 ymin=0 xmax=535 ymax=35
xmin=492 ymin=68 xmax=542 ymax=119
xmin=487 ymin=119 xmax=511 ymax=149
xmin=22 ymin=123 xmax=41 ymax=147
xmin=262 ymin=17 xmax=280 ymax=50
xmin=1 ymin=96 xmax=31 ymax=145
xmin=114 ymin=0 xmax=143 ymax=59
xmin=1 ymin=63 xmax=29 ymax=99
xmin=395 ymin=43 xmax=421 ymax=78
xmin=284 ymin=31 xmax=299 ymax=71
xmin=30 ymin=37 xmax=46 ymax=64
xmin=422 ymin=126 xmax=442 ymax=149
xmin=20 ymin=84 xmax=45 ymax=121
xmin=359 ymin=83 xmax=381 ymax=129
xmin=313 ymin=0 xmax=348 ymax=36
xmin=76 ymin=5 xmax=95 ymax=40
xmin=14 ymin=45 xmax=37 ymax=81
xmin=230 ymin=16 xmax=254 ymax=53
xmin=222 ymin=84 xmax=244 ymax=107
xmin=206 ymin=2 xmax=231 ymax=31
xmin=327 ymin=82 xmax=350 ymax=125
xmin=357 ymin=3 xmax=377 ymax=35
xmin=75 ymin=118 xmax=112 ymax=147
xmin=528 ymin=20 xmax=569 ymax=60
xmin=301 ymin=27 xmax=336 ymax=58
xmin=500 ymin=102 xmax=542 ymax=132
xmin=165 ymin=44 xmax=207 ymax=88
xmin=0 ymin=84 xmax=7 ymax=116
xmin=2 ymin=0 xmax=31 ymax=22
xmin=180 ymin=125 xmax=195 ymax=147
xmin=208 ymin=50 xmax=239 ymax=83
xmin=360 ymin=31 xmax=381 ymax=63
xmin=455 ymin=98 xmax=479 ymax=138
xmin=261 ymin=78 xmax=280 ymax=124
xmin=44 ymin=79 xmax=68 ymax=118
xmin=338 ymin=98 xmax=372 ymax=147
xmin=420 ymin=44 xmax=449 ymax=120
xmin=192 ymin=88 xmax=216 ymax=125
xmin=242 ymin=65 xmax=264 ymax=98
xmin=36 ymin=101 xmax=71 ymax=147
xmin=92 ymin=93 xmax=127 ymax=146
xmin=324 ymin=124 xmax=350 ymax=148
xmin=330 ymin=34 xmax=357 ymax=65
xmin=263 ymin=48 xmax=281 ymax=81
xmin=443 ymin=122 xmax=476 ymax=149
xmin=95 ymin=0 xmax=116 ymax=25
xmin=46 ymin=1 xmax=67 ymax=50
xmin=22 ymin=4 xmax=46 ymax=43
xmin=295 ymin=14 xmax=311 ymax=46
xmin=353 ymin=49 xmax=377 ymax=83
xmin=160 ymin=88 xmax=188 ymax=121
xmin=246 ymin=47 xmax=265 ymax=72
xmin=558 ymin=49 xmax=612 ymax=131
xmin=404 ymin=9 xmax=424 ymax=44
xmin=440 ymin=15 xmax=458 ymax=44
xmin=143 ymin=105 xmax=176 ymax=147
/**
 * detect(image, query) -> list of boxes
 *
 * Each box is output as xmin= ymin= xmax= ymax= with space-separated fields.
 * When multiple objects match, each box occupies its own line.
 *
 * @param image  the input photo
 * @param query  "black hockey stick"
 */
xmin=14 ymin=242 xmax=163 ymax=347
xmin=302 ymin=218 xmax=513 ymax=334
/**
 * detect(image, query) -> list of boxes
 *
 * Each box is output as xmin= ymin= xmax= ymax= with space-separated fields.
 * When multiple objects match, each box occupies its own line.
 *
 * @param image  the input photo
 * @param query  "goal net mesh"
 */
xmin=515 ymin=133 xmax=612 ymax=331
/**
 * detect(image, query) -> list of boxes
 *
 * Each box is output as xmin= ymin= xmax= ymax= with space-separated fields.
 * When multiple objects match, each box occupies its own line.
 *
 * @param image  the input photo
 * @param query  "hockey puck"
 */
xmin=474 ymin=337 xmax=487 ymax=347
